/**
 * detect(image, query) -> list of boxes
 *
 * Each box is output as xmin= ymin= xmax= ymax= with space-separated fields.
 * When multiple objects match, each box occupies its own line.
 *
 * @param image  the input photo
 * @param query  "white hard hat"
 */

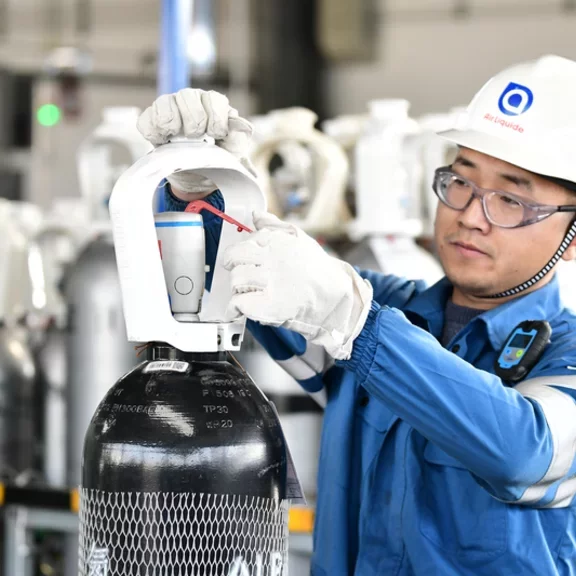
xmin=438 ymin=54 xmax=576 ymax=185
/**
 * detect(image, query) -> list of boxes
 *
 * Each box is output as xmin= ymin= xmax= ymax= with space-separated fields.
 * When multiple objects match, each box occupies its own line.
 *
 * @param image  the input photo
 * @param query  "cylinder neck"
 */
xmin=146 ymin=342 xmax=227 ymax=363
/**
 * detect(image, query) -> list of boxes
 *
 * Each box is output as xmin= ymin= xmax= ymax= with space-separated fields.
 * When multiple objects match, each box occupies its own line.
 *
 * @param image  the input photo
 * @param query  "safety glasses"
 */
xmin=433 ymin=167 xmax=576 ymax=229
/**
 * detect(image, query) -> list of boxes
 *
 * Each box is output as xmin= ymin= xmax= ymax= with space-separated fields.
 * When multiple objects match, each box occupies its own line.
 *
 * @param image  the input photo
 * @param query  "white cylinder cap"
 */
xmin=250 ymin=114 xmax=276 ymax=139
xmin=102 ymin=107 xmax=142 ymax=125
xmin=270 ymin=107 xmax=318 ymax=133
xmin=368 ymin=99 xmax=410 ymax=121
xmin=322 ymin=115 xmax=367 ymax=141
xmin=12 ymin=202 xmax=44 ymax=237
xmin=418 ymin=113 xmax=455 ymax=132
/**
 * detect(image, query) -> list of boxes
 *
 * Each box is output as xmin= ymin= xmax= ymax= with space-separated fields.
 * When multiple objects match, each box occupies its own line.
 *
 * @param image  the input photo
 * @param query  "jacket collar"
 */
xmin=404 ymin=274 xmax=564 ymax=350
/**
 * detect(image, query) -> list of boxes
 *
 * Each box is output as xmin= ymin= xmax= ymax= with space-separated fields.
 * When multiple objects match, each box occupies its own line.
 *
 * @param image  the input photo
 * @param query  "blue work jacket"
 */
xmin=166 ymin=188 xmax=576 ymax=575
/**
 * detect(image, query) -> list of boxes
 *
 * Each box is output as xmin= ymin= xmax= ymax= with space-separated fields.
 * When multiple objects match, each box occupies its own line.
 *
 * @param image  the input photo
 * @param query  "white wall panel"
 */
xmin=385 ymin=0 xmax=455 ymax=15
xmin=325 ymin=10 xmax=576 ymax=117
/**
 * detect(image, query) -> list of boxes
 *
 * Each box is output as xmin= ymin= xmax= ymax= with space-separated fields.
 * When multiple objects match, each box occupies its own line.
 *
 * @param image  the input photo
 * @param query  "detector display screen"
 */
xmin=509 ymin=333 xmax=532 ymax=349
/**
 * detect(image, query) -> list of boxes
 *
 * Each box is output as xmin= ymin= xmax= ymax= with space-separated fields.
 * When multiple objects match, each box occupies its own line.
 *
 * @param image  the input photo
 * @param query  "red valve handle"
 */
xmin=184 ymin=200 xmax=253 ymax=233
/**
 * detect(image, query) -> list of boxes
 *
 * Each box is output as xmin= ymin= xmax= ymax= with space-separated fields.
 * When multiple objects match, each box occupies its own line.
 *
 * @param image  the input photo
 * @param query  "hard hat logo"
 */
xmin=498 ymin=82 xmax=534 ymax=116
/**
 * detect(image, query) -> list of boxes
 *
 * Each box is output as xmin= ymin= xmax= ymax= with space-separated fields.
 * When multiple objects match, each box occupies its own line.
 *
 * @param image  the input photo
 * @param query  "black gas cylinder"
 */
xmin=79 ymin=344 xmax=289 ymax=576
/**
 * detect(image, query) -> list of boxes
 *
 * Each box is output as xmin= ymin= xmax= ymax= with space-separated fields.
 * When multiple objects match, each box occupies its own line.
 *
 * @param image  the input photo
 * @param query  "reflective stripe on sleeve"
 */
xmin=514 ymin=376 xmax=576 ymax=506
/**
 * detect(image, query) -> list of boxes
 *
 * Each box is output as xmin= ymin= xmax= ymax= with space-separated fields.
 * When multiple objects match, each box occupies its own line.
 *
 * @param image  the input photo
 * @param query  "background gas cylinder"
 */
xmin=63 ymin=234 xmax=137 ymax=489
xmin=0 ymin=200 xmax=40 ymax=483
xmin=63 ymin=108 xmax=150 ymax=489
xmin=0 ymin=325 xmax=37 ymax=481
xmin=79 ymin=346 xmax=289 ymax=575
xmin=345 ymin=99 xmax=445 ymax=287
xmin=31 ymin=225 xmax=77 ymax=489
xmin=250 ymin=107 xmax=350 ymax=238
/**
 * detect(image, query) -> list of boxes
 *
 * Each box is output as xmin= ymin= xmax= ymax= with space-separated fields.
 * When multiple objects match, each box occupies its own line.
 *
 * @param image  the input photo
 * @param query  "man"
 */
xmin=137 ymin=54 xmax=576 ymax=574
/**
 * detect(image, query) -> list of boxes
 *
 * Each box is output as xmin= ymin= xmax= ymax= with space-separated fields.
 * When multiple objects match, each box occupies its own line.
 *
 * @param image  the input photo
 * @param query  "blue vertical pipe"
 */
xmin=158 ymin=0 xmax=193 ymax=95
xmin=157 ymin=0 xmax=193 ymax=211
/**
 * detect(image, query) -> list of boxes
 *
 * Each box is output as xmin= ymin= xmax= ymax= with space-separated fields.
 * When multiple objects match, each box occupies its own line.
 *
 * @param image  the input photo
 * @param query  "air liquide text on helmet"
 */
xmin=483 ymin=113 xmax=525 ymax=133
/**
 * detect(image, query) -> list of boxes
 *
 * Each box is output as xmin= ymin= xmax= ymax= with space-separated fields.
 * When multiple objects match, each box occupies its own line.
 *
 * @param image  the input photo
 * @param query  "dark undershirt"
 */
xmin=441 ymin=300 xmax=484 ymax=347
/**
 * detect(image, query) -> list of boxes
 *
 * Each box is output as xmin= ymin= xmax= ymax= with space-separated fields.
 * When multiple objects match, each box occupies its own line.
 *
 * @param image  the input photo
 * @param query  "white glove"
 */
xmin=223 ymin=212 xmax=374 ymax=360
xmin=137 ymin=89 xmax=256 ymax=196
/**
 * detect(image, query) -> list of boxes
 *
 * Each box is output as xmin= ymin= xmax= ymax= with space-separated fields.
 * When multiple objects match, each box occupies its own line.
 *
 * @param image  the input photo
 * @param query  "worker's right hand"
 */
xmin=137 ymin=89 xmax=256 ymax=200
xmin=224 ymin=211 xmax=374 ymax=361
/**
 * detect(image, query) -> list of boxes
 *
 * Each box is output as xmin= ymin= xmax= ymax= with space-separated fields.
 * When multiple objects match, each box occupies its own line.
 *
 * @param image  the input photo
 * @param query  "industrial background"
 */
xmin=0 ymin=0 xmax=574 ymax=574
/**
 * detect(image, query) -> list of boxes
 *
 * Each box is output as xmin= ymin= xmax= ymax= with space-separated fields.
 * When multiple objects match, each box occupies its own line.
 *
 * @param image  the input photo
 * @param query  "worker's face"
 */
xmin=434 ymin=148 xmax=576 ymax=306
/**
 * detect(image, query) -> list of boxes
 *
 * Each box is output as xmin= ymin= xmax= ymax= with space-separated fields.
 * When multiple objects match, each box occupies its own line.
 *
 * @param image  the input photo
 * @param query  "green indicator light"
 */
xmin=37 ymin=104 xmax=62 ymax=127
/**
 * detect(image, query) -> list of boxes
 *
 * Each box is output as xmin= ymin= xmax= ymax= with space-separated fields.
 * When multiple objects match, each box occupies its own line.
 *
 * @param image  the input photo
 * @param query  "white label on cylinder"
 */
xmin=228 ymin=558 xmax=251 ymax=576
xmin=143 ymin=361 xmax=189 ymax=373
xmin=227 ymin=554 xmax=283 ymax=576
xmin=87 ymin=545 xmax=109 ymax=576
xmin=270 ymin=552 xmax=285 ymax=576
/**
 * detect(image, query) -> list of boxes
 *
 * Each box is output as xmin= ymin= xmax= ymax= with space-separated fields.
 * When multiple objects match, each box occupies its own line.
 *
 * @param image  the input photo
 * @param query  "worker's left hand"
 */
xmin=137 ymin=89 xmax=256 ymax=199
xmin=223 ymin=212 xmax=374 ymax=360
